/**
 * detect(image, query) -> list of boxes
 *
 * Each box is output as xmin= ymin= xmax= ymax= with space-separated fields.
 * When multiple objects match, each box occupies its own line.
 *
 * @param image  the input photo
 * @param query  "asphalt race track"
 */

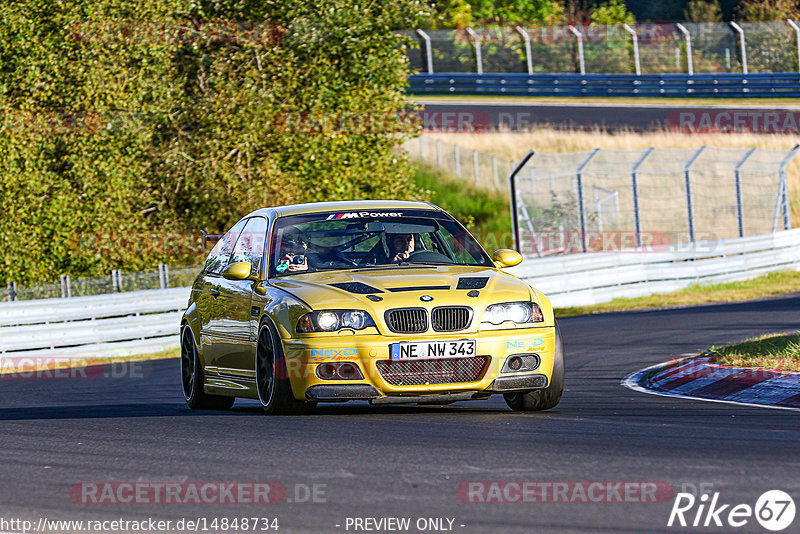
xmin=417 ymin=100 xmax=800 ymax=132
xmin=1 ymin=296 xmax=799 ymax=533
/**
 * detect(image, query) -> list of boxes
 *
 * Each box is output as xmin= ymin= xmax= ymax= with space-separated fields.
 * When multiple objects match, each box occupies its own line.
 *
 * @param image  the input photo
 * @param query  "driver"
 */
xmin=388 ymin=233 xmax=415 ymax=262
xmin=276 ymin=230 xmax=309 ymax=273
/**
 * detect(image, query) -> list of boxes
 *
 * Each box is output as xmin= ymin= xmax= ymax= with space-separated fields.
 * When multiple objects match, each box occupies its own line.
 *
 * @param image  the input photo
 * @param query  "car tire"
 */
xmin=503 ymin=322 xmax=564 ymax=412
xmin=256 ymin=320 xmax=316 ymax=415
xmin=181 ymin=324 xmax=235 ymax=410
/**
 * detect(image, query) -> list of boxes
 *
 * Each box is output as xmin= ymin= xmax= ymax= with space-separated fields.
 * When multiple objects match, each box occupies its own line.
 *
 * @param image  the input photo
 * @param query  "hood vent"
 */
xmin=329 ymin=282 xmax=383 ymax=294
xmin=386 ymin=285 xmax=450 ymax=293
xmin=457 ymin=277 xmax=489 ymax=290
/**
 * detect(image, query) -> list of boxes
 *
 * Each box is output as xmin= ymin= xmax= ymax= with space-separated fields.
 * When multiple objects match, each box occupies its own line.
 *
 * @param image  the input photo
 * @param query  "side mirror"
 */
xmin=492 ymin=249 xmax=523 ymax=268
xmin=222 ymin=261 xmax=256 ymax=281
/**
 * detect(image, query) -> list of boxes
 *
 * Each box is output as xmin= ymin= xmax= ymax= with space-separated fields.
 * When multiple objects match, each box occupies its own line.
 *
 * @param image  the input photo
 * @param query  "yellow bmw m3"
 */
xmin=180 ymin=200 xmax=563 ymax=414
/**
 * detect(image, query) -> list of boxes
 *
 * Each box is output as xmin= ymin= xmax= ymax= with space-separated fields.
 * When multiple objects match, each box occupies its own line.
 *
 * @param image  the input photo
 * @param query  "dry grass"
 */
xmin=710 ymin=332 xmax=800 ymax=372
xmin=554 ymin=270 xmax=800 ymax=317
xmin=423 ymin=129 xmax=800 ymax=227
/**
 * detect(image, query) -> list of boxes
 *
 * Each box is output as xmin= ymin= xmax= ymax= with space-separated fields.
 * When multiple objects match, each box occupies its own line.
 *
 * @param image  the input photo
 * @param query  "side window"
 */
xmin=230 ymin=217 xmax=268 ymax=276
xmin=204 ymin=219 xmax=247 ymax=275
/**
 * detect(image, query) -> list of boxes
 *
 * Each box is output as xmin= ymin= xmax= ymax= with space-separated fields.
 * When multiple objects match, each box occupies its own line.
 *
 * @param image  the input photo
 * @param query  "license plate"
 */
xmin=390 ymin=339 xmax=476 ymax=360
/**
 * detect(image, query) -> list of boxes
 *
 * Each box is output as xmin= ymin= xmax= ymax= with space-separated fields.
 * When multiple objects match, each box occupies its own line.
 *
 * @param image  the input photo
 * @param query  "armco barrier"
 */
xmin=407 ymin=73 xmax=800 ymax=98
xmin=0 ymin=287 xmax=190 ymax=360
xmin=1 ymin=230 xmax=798 ymax=360
xmin=506 ymin=229 xmax=800 ymax=308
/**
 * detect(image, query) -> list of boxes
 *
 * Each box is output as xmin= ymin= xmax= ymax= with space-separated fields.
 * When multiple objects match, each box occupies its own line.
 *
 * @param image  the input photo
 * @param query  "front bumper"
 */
xmin=282 ymin=327 xmax=556 ymax=402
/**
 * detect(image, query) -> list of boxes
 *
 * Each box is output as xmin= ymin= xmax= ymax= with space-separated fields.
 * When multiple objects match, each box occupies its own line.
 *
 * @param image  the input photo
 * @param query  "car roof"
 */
xmin=243 ymin=200 xmax=441 ymax=219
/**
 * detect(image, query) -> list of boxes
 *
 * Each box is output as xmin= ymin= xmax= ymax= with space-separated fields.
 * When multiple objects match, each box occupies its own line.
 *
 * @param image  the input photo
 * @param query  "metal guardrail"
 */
xmin=506 ymin=228 xmax=800 ymax=308
xmin=407 ymin=73 xmax=800 ymax=97
xmin=2 ymin=229 xmax=799 ymax=360
xmin=0 ymin=287 xmax=191 ymax=359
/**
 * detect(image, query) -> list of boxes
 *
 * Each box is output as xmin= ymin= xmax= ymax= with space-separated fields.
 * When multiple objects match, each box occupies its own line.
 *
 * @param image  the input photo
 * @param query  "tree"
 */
xmin=736 ymin=0 xmax=800 ymax=20
xmin=0 ymin=0 xmax=430 ymax=283
xmin=684 ymin=0 xmax=725 ymax=22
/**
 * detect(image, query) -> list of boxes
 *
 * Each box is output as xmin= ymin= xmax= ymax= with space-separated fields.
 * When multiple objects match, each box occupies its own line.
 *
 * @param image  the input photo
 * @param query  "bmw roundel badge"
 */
xmin=420 ymin=295 xmax=433 ymax=302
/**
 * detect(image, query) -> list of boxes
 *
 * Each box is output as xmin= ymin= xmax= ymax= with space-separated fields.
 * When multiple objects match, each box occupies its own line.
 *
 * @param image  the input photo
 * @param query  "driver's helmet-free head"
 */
xmin=388 ymin=233 xmax=414 ymax=254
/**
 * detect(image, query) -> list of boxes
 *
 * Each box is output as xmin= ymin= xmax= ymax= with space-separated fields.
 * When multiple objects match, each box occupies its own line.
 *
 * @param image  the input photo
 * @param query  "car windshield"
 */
xmin=270 ymin=209 xmax=491 ymax=276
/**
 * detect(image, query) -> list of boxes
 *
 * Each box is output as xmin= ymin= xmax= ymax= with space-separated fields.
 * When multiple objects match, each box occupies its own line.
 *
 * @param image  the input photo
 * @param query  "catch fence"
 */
xmin=404 ymin=21 xmax=800 ymax=75
xmin=509 ymin=146 xmax=799 ymax=255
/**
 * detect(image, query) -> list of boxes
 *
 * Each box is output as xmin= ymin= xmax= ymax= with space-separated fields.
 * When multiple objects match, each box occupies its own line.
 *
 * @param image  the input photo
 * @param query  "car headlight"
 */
xmin=482 ymin=301 xmax=544 ymax=325
xmin=297 ymin=310 xmax=376 ymax=333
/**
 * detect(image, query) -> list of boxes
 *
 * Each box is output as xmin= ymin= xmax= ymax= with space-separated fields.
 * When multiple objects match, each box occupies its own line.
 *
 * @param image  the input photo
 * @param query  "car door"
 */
xmin=197 ymin=218 xmax=247 ymax=371
xmin=209 ymin=216 xmax=268 ymax=378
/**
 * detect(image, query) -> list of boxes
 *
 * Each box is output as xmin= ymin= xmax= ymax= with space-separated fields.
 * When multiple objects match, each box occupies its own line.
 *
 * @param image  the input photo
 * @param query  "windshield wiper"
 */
xmin=352 ymin=265 xmax=437 ymax=272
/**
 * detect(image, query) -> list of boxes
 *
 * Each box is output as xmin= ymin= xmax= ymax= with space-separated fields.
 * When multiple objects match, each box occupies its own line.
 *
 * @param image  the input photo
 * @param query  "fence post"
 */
xmin=473 ymin=150 xmax=479 ymax=185
xmin=788 ymin=20 xmax=800 ymax=72
xmin=509 ymin=150 xmax=536 ymax=254
xmin=623 ymin=24 xmax=641 ymax=75
xmin=158 ymin=264 xmax=167 ymax=289
xmin=734 ymin=147 xmax=757 ymax=237
xmin=684 ymin=146 xmax=706 ymax=243
xmin=492 ymin=156 xmax=499 ymax=186
xmin=419 ymin=136 xmax=425 ymax=159
xmin=7 ymin=282 xmax=17 ymax=302
xmin=729 ymin=22 xmax=748 ymax=74
xmin=466 ymin=27 xmax=483 ymax=75
xmin=568 ymin=25 xmax=585 ymax=74
xmin=436 ymin=140 xmax=442 ymax=168
xmin=515 ymin=26 xmax=533 ymax=75
xmin=779 ymin=144 xmax=800 ymax=230
xmin=111 ymin=269 xmax=120 ymax=292
xmin=575 ymin=149 xmax=600 ymax=253
xmin=454 ymin=144 xmax=461 ymax=176
xmin=676 ymin=23 xmax=694 ymax=75
xmin=60 ymin=274 xmax=71 ymax=298
xmin=415 ymin=29 xmax=434 ymax=74
xmin=631 ymin=147 xmax=654 ymax=250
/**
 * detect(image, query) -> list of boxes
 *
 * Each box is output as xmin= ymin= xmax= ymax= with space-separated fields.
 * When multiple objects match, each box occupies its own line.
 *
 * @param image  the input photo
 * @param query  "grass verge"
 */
xmin=0 ymin=347 xmax=179 ymax=375
xmin=709 ymin=333 xmax=800 ymax=372
xmin=554 ymin=270 xmax=800 ymax=317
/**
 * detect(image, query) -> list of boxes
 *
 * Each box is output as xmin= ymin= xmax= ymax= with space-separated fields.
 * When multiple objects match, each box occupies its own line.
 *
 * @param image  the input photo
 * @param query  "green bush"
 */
xmin=0 ymin=0 xmax=428 ymax=283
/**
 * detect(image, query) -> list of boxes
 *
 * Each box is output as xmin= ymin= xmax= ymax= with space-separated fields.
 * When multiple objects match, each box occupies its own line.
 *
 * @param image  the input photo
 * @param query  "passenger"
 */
xmin=276 ymin=231 xmax=309 ymax=273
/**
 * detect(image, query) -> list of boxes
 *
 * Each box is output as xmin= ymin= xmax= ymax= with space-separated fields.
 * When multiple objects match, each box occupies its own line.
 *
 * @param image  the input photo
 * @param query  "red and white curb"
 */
xmin=622 ymin=354 xmax=800 ymax=412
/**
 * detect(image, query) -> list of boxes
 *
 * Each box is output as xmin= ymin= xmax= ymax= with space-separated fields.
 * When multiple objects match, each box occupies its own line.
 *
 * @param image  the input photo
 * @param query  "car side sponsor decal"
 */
xmin=506 ymin=339 xmax=544 ymax=351
xmin=310 ymin=348 xmax=358 ymax=361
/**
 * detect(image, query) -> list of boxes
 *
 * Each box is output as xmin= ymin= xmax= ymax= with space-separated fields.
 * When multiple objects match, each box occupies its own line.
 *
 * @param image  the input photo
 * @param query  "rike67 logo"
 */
xmin=669 ymin=490 xmax=795 ymax=531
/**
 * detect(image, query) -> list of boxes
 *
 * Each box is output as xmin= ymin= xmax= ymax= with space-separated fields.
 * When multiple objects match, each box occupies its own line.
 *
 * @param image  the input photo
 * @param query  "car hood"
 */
xmin=268 ymin=265 xmax=537 ymax=311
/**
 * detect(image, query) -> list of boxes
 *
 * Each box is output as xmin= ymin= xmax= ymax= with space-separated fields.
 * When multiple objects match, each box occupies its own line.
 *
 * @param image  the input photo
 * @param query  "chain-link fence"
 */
xmin=1 ymin=264 xmax=202 ymax=302
xmin=405 ymin=21 xmax=800 ymax=74
xmin=511 ymin=146 xmax=799 ymax=255
xmin=402 ymin=136 xmax=514 ymax=191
